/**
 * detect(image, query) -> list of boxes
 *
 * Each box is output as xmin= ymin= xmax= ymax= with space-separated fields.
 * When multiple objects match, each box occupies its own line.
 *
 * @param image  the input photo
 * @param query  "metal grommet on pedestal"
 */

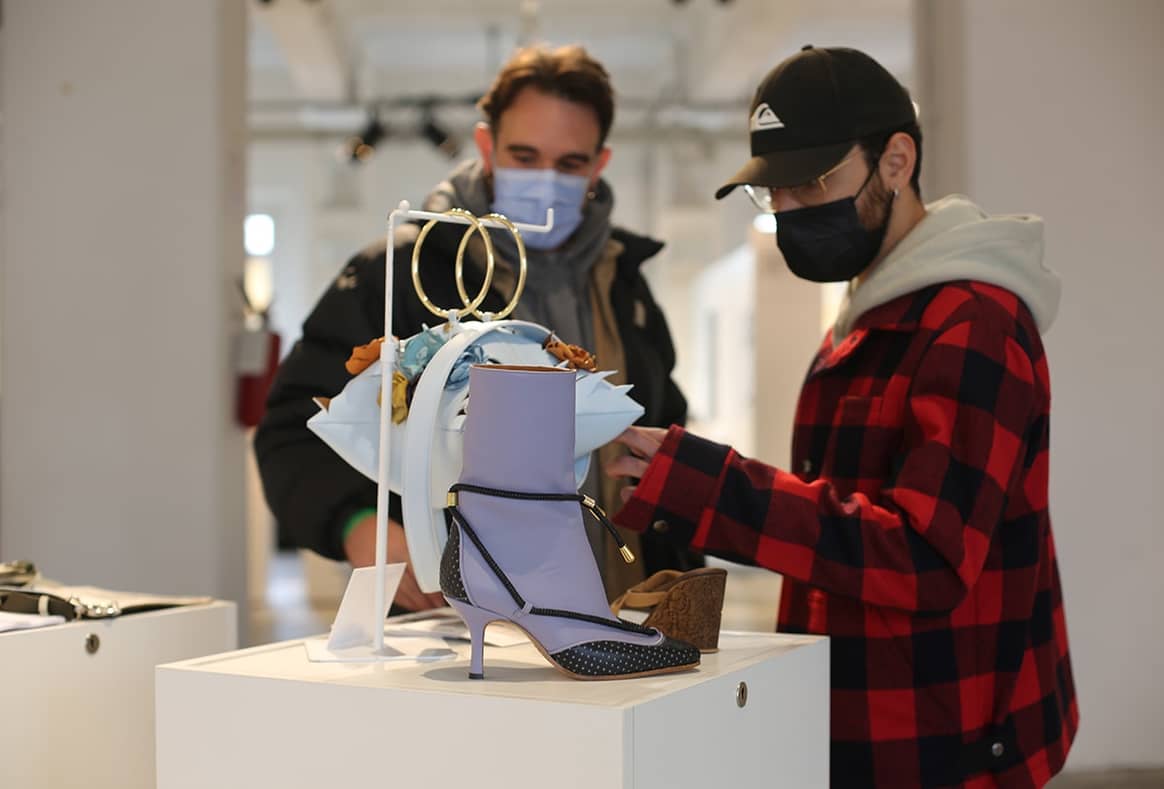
xmin=736 ymin=681 xmax=748 ymax=708
xmin=85 ymin=633 xmax=100 ymax=655
xmin=412 ymin=208 xmax=496 ymax=319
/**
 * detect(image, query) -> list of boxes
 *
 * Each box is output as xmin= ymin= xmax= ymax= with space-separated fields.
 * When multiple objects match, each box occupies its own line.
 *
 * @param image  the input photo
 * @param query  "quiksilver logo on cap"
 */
xmin=750 ymin=102 xmax=785 ymax=132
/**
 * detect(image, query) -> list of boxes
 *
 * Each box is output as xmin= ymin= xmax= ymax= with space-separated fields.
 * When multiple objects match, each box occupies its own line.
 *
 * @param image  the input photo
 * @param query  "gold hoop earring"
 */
xmin=412 ymin=208 xmax=495 ymax=319
xmin=455 ymin=212 xmax=526 ymax=320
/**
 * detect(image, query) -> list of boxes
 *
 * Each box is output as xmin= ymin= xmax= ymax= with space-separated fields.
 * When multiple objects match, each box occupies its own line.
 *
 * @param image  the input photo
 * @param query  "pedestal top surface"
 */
xmin=161 ymin=627 xmax=826 ymax=708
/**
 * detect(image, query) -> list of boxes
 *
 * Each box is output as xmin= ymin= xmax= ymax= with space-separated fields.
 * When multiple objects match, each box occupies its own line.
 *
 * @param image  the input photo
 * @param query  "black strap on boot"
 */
xmin=448 ymin=482 xmax=635 ymax=563
xmin=445 ymin=483 xmax=653 ymax=636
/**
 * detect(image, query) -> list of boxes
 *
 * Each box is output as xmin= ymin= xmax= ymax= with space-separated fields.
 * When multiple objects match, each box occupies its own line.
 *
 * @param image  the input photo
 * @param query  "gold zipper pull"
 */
xmin=582 ymin=495 xmax=635 ymax=564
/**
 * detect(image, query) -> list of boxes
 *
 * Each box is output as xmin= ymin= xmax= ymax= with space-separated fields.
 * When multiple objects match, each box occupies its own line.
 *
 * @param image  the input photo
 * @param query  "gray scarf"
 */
xmin=422 ymin=159 xmax=614 ymax=349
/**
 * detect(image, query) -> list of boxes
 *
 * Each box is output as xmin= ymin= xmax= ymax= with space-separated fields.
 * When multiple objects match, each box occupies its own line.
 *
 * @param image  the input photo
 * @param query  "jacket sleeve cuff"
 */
xmin=613 ymin=425 xmax=732 ymax=551
xmin=330 ymin=492 xmax=403 ymax=560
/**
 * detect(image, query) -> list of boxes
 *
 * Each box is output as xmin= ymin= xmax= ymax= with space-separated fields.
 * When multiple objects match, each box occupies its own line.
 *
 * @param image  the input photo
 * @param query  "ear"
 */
xmin=879 ymin=131 xmax=917 ymax=193
xmin=590 ymin=145 xmax=613 ymax=187
xmin=474 ymin=122 xmax=494 ymax=175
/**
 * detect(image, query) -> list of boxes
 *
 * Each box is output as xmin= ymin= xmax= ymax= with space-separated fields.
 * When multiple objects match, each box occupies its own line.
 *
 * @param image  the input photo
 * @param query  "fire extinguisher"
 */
xmin=235 ymin=275 xmax=280 ymax=429
xmin=235 ymin=325 xmax=281 ymax=428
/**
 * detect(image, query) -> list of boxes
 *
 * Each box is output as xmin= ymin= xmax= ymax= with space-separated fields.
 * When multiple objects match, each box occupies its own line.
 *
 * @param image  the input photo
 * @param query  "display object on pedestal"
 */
xmin=303 ymin=204 xmax=677 ymax=672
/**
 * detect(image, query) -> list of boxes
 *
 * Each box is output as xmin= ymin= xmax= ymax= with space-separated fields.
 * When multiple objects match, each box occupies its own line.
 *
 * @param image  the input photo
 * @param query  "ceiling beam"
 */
xmin=677 ymin=2 xmax=806 ymax=106
xmin=253 ymin=0 xmax=350 ymax=102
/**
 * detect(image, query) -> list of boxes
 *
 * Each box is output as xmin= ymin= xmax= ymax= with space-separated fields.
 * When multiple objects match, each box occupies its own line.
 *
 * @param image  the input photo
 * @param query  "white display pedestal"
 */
xmin=156 ymin=629 xmax=828 ymax=788
xmin=0 ymin=601 xmax=237 ymax=789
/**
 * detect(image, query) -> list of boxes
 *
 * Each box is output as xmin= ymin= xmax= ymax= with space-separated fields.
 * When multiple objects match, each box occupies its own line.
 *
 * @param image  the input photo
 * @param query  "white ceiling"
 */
xmin=248 ymin=0 xmax=914 ymax=137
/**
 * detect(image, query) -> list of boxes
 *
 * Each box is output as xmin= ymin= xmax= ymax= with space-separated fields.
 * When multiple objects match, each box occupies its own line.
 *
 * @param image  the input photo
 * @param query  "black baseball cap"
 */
xmin=715 ymin=45 xmax=917 ymax=200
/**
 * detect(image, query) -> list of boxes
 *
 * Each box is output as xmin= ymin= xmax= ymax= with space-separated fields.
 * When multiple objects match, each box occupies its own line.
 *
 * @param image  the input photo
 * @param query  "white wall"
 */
xmin=751 ymin=228 xmax=831 ymax=470
xmin=687 ymin=244 xmax=756 ymax=453
xmin=248 ymin=143 xmax=319 ymax=353
xmin=917 ymin=0 xmax=1164 ymax=771
xmin=0 ymin=3 xmax=247 ymax=610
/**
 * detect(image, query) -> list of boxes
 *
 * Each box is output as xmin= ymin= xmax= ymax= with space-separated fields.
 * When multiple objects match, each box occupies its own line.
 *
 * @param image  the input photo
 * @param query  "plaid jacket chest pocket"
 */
xmin=820 ymin=395 xmax=904 ymax=496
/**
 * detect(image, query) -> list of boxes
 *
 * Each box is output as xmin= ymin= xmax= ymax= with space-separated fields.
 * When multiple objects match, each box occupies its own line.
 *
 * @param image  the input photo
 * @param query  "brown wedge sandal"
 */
xmin=610 ymin=567 xmax=728 ymax=653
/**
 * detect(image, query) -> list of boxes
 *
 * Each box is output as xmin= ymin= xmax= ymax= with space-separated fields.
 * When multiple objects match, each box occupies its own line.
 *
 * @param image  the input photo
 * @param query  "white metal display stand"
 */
xmin=313 ymin=202 xmax=552 ymax=663
xmin=156 ymin=629 xmax=829 ymax=788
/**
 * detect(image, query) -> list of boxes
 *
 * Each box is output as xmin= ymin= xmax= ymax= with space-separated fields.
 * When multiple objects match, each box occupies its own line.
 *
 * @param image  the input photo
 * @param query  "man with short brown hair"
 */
xmin=256 ymin=44 xmax=693 ymax=611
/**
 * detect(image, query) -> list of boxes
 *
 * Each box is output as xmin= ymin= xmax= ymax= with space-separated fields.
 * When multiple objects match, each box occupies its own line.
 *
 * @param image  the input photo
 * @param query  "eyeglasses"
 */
xmin=744 ymin=152 xmax=863 ymax=213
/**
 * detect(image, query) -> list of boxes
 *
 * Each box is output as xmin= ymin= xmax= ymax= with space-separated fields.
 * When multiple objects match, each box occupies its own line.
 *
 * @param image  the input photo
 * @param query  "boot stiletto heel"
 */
xmin=447 ymin=599 xmax=493 ymax=679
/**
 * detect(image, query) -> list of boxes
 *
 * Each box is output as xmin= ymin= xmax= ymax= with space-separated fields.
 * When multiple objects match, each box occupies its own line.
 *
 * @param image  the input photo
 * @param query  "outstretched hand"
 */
xmin=605 ymin=426 xmax=669 ymax=503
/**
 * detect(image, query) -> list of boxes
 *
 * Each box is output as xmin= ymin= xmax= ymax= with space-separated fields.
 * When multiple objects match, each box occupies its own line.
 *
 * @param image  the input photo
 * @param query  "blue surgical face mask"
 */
xmin=490 ymin=166 xmax=590 ymax=250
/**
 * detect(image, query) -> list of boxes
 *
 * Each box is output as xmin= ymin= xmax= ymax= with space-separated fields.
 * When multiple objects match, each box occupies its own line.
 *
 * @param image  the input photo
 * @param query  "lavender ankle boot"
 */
xmin=440 ymin=364 xmax=700 ymax=680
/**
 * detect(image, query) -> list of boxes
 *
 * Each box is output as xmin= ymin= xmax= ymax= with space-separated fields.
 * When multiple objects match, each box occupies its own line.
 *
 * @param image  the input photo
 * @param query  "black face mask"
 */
xmin=774 ymin=169 xmax=893 ymax=283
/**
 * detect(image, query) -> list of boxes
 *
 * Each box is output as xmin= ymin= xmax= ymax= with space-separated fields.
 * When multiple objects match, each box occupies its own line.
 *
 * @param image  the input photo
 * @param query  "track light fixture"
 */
xmin=335 ymin=105 xmax=463 ymax=163
xmin=339 ymin=111 xmax=388 ymax=164
xmin=420 ymin=110 xmax=461 ymax=159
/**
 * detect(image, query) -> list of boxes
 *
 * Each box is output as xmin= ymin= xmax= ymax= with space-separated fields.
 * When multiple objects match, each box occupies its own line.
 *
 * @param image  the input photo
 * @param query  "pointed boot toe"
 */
xmin=550 ymin=635 xmax=700 ymax=679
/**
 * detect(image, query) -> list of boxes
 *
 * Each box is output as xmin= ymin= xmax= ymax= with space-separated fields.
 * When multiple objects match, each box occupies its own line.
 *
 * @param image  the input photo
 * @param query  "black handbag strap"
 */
xmin=0 ymin=588 xmax=81 ymax=620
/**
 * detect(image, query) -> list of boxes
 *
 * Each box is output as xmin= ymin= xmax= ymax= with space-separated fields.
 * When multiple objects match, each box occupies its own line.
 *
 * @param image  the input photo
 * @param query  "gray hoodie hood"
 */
xmin=834 ymin=195 xmax=1061 ymax=341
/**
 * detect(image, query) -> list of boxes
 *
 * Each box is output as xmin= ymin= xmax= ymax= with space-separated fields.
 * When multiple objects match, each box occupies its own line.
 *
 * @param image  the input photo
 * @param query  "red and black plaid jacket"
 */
xmin=616 ymin=281 xmax=1078 ymax=788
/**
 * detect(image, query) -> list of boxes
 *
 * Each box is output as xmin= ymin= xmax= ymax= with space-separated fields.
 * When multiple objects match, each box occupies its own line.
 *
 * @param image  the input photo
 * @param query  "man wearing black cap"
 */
xmin=608 ymin=46 xmax=1077 ymax=788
